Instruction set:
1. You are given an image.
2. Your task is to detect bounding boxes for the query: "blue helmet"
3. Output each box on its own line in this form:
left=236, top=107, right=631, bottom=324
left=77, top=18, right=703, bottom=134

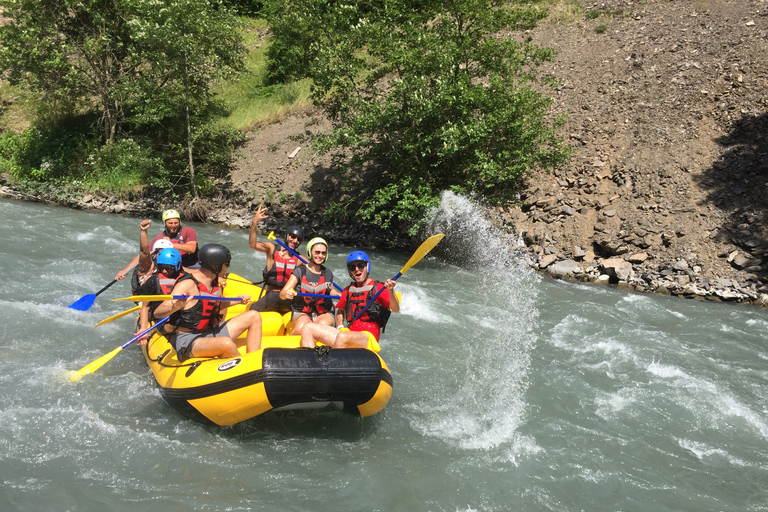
left=346, top=250, right=370, bottom=276
left=156, top=248, right=182, bottom=272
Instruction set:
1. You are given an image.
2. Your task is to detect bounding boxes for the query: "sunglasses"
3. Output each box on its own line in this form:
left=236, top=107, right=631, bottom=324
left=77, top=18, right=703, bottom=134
left=288, top=234, right=303, bottom=243
left=347, top=262, right=367, bottom=271
left=157, top=264, right=177, bottom=274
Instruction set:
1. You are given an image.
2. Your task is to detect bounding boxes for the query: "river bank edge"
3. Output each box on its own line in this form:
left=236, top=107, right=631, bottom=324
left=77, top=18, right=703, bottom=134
left=3, top=181, right=767, bottom=310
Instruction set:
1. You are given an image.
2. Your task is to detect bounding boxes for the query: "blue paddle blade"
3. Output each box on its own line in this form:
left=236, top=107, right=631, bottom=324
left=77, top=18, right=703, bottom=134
left=68, top=294, right=97, bottom=311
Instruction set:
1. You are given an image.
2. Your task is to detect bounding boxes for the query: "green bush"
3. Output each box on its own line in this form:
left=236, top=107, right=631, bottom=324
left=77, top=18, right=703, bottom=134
left=84, top=139, right=164, bottom=193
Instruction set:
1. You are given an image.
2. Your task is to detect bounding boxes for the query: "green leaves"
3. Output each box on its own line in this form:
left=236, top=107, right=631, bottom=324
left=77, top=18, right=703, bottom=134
left=267, top=0, right=571, bottom=231
left=0, top=0, right=246, bottom=196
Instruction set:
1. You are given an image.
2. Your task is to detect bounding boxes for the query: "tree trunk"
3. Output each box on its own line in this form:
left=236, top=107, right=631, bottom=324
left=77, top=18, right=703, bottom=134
left=183, top=56, right=199, bottom=199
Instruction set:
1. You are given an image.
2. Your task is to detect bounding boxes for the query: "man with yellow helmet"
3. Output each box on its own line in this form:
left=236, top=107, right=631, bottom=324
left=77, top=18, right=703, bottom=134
left=149, top=208, right=199, bottom=269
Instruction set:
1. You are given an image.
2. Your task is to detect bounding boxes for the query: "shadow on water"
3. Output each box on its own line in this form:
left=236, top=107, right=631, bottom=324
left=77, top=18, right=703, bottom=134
left=214, top=409, right=373, bottom=441
left=694, top=112, right=768, bottom=255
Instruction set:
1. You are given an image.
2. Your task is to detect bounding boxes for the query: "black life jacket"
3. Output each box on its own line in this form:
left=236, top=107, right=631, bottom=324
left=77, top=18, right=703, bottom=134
left=169, top=273, right=222, bottom=331
left=263, top=245, right=299, bottom=287
left=292, top=265, right=335, bottom=316
left=344, top=280, right=391, bottom=332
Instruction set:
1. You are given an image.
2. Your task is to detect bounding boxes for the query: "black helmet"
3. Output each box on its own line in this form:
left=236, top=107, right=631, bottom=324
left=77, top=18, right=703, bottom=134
left=286, top=226, right=304, bottom=241
left=199, top=243, right=231, bottom=274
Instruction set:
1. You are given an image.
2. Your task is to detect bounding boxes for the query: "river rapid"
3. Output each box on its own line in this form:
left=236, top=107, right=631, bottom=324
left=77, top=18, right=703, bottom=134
left=0, top=193, right=766, bottom=512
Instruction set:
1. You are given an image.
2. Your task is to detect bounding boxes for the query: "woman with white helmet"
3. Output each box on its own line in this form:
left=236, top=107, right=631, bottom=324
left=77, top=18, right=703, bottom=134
left=279, top=237, right=340, bottom=335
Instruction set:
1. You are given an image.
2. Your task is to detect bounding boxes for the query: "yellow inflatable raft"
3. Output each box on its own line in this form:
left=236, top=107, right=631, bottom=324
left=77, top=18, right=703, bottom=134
left=140, top=273, right=393, bottom=426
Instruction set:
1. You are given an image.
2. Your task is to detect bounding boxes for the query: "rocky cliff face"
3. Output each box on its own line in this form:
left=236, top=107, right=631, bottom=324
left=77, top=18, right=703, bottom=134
left=499, top=0, right=768, bottom=304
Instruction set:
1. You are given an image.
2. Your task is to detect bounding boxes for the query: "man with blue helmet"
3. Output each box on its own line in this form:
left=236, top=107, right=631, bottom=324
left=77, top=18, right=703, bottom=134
left=300, top=250, right=399, bottom=350
left=116, top=219, right=175, bottom=294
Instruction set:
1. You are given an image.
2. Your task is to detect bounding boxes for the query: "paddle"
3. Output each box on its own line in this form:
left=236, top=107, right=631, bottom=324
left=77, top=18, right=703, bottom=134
left=113, top=294, right=248, bottom=302
left=294, top=291, right=341, bottom=299
left=68, top=263, right=137, bottom=311
left=268, top=231, right=344, bottom=292
left=70, top=317, right=170, bottom=382
left=352, top=233, right=445, bottom=322
left=94, top=304, right=142, bottom=327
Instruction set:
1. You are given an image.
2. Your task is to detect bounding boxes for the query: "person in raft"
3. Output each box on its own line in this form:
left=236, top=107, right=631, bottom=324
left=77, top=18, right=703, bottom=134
left=248, top=203, right=304, bottom=314
left=149, top=209, right=199, bottom=270
left=115, top=219, right=175, bottom=294
left=153, top=244, right=262, bottom=362
left=134, top=247, right=185, bottom=345
left=279, top=237, right=341, bottom=335
left=300, top=250, right=399, bottom=350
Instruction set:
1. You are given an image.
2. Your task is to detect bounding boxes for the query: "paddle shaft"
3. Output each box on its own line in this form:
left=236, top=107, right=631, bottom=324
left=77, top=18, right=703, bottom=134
left=268, top=232, right=343, bottom=292
left=351, top=272, right=402, bottom=322
left=72, top=317, right=170, bottom=381
left=295, top=291, right=340, bottom=299
left=114, top=295, right=247, bottom=302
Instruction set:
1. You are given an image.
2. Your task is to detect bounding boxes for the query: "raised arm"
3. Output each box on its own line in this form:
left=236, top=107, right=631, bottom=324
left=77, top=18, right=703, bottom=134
left=249, top=203, right=274, bottom=255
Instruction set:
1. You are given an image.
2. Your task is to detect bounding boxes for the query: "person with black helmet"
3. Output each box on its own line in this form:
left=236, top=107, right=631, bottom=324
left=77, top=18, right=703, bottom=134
left=248, top=203, right=305, bottom=313
left=300, top=250, right=399, bottom=350
left=149, top=209, right=199, bottom=269
left=279, top=237, right=340, bottom=335
left=154, top=244, right=263, bottom=362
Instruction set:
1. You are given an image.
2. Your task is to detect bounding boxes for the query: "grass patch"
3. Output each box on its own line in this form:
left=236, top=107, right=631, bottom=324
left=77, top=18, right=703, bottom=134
left=214, top=17, right=312, bottom=132
left=0, top=82, right=35, bottom=133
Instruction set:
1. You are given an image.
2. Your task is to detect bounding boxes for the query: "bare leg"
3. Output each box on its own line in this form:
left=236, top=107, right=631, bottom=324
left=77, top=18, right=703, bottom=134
left=300, top=324, right=369, bottom=349
left=191, top=337, right=240, bottom=359
left=224, top=310, right=263, bottom=353
left=290, top=313, right=311, bottom=335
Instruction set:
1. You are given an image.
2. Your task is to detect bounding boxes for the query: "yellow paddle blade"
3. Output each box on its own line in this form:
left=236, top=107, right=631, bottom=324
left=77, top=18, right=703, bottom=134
left=94, top=305, right=141, bottom=327
left=113, top=295, right=173, bottom=302
left=70, top=346, right=123, bottom=382
left=400, top=233, right=445, bottom=274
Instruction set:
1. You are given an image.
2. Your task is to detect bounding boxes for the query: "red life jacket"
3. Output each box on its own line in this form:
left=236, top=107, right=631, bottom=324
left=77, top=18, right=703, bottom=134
left=263, top=245, right=299, bottom=287
left=344, top=280, right=391, bottom=331
left=293, top=265, right=334, bottom=316
left=146, top=271, right=185, bottom=320
left=171, top=274, right=222, bottom=331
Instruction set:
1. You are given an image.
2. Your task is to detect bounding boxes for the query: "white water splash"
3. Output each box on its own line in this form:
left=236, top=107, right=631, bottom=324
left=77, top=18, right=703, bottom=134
left=409, top=191, right=540, bottom=452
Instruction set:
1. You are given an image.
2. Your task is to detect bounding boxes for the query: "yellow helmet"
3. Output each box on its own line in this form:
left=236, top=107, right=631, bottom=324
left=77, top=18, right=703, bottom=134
left=306, top=237, right=328, bottom=263
left=162, top=209, right=181, bottom=222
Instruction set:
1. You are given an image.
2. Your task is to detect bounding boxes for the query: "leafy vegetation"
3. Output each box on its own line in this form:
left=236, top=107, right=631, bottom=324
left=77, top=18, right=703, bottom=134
left=0, top=0, right=246, bottom=196
left=265, top=0, right=571, bottom=233
left=0, top=0, right=573, bottom=236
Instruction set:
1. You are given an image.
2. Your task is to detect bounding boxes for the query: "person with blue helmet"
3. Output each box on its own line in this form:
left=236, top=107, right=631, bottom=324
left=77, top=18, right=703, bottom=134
left=299, top=249, right=399, bottom=350
left=133, top=247, right=185, bottom=344
left=115, top=219, right=175, bottom=294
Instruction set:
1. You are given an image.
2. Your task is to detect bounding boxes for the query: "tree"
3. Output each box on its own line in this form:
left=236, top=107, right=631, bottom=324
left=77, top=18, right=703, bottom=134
left=0, top=0, right=244, bottom=195
left=266, top=0, right=571, bottom=231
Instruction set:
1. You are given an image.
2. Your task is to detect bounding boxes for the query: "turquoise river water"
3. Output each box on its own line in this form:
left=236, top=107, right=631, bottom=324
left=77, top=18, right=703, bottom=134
left=0, top=193, right=766, bottom=511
